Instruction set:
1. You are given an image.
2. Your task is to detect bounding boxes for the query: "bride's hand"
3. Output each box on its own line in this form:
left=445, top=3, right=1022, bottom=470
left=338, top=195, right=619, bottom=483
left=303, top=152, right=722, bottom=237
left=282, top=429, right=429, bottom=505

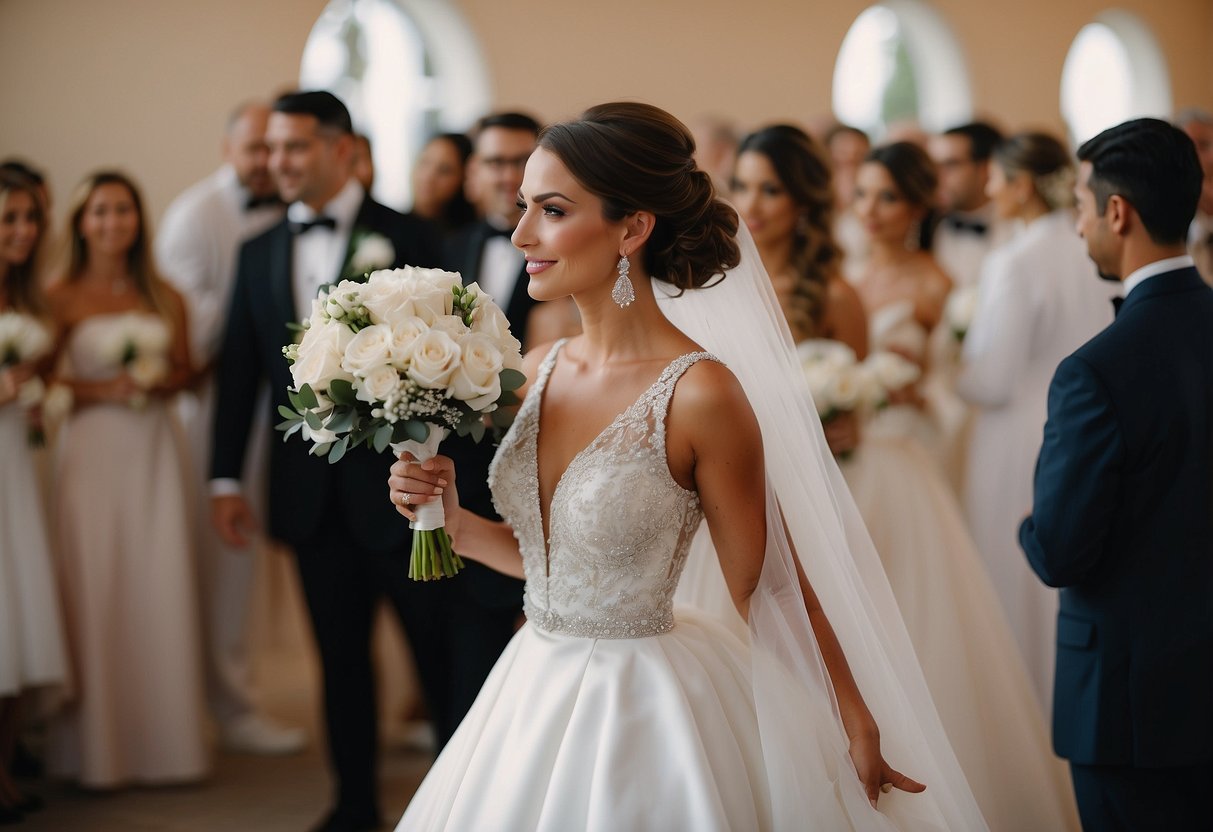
left=388, top=452, right=461, bottom=533
left=848, top=731, right=926, bottom=808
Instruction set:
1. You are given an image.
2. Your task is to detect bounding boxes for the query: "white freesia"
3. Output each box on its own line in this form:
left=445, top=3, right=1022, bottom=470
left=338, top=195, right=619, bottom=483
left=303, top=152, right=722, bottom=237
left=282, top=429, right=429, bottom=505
left=388, top=316, right=428, bottom=368
left=349, top=233, right=396, bottom=275
left=406, top=329, right=461, bottom=389
left=324, top=280, right=366, bottom=318
left=450, top=333, right=504, bottom=410
left=356, top=364, right=402, bottom=403
left=291, top=321, right=354, bottom=390
left=128, top=354, right=169, bottom=388
left=341, top=324, right=394, bottom=374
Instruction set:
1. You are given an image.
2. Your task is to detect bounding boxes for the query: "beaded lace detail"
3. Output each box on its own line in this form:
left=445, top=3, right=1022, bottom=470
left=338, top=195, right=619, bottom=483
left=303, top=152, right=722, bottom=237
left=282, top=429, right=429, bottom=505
left=488, top=340, right=718, bottom=639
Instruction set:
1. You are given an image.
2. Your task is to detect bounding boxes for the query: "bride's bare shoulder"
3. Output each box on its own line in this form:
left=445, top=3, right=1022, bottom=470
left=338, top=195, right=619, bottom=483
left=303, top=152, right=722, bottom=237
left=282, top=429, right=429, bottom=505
left=669, top=358, right=758, bottom=437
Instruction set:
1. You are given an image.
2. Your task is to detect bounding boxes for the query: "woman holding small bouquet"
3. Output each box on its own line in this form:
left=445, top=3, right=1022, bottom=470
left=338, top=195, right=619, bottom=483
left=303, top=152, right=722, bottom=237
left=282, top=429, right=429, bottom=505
left=43, top=171, right=207, bottom=789
left=384, top=103, right=998, bottom=831
left=0, top=169, right=69, bottom=822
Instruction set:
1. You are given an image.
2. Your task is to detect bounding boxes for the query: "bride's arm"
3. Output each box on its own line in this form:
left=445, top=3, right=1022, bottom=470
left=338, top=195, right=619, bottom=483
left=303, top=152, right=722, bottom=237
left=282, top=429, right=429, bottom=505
left=676, top=363, right=923, bottom=806
left=387, top=452, right=525, bottom=579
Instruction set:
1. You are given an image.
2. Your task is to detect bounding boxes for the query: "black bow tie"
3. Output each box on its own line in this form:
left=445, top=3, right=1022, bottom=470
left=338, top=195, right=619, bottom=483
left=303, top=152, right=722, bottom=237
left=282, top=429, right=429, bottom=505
left=1112, top=296, right=1124, bottom=316
left=288, top=216, right=337, bottom=235
left=945, top=216, right=988, bottom=236
left=245, top=194, right=284, bottom=211
left=485, top=223, right=515, bottom=240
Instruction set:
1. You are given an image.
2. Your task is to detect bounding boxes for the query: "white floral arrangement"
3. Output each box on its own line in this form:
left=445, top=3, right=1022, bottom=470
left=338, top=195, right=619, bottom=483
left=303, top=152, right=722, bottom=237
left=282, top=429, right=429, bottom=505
left=0, top=311, right=58, bottom=445
left=345, top=231, right=396, bottom=279
left=799, top=340, right=921, bottom=422
left=96, top=312, right=170, bottom=408
left=279, top=265, right=526, bottom=580
left=944, top=285, right=979, bottom=343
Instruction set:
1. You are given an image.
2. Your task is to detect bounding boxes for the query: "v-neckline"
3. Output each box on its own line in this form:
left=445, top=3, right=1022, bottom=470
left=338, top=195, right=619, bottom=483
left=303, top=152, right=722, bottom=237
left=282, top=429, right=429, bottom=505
left=530, top=341, right=685, bottom=571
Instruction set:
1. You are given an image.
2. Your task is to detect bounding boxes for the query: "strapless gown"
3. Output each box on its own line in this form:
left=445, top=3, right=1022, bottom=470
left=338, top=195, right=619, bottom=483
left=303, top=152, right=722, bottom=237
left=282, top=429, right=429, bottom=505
left=396, top=341, right=970, bottom=831
left=840, top=302, right=1079, bottom=831
left=46, top=312, right=208, bottom=788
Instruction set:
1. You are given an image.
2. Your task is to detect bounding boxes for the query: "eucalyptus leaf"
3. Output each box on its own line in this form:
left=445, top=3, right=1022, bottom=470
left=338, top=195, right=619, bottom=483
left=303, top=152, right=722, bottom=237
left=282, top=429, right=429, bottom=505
left=328, top=378, right=356, bottom=406
left=288, top=389, right=303, bottom=411
left=328, top=436, right=350, bottom=464
left=373, top=423, right=393, bottom=453
left=327, top=406, right=356, bottom=433
left=311, top=442, right=332, bottom=457
left=278, top=405, right=300, bottom=421
left=496, top=390, right=521, bottom=407
left=297, top=383, right=319, bottom=410
left=404, top=420, right=429, bottom=442
left=469, top=420, right=486, bottom=443
left=304, top=410, right=323, bottom=431
left=499, top=368, right=526, bottom=392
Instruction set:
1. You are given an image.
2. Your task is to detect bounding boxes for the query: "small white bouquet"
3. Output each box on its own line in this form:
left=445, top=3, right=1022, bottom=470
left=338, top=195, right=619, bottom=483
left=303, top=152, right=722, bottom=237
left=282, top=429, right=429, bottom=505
left=799, top=340, right=922, bottom=422
left=97, top=312, right=170, bottom=408
left=0, top=311, right=55, bottom=444
left=944, top=285, right=979, bottom=343
left=279, top=266, right=526, bottom=581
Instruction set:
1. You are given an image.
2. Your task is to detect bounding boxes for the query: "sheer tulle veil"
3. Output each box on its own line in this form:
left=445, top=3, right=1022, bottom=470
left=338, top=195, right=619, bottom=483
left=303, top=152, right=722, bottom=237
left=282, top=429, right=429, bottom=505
left=656, top=219, right=988, bottom=830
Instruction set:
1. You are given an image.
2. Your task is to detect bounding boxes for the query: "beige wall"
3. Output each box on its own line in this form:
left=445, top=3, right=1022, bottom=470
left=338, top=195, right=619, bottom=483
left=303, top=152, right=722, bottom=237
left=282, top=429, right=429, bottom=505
left=2, top=0, right=1210, bottom=233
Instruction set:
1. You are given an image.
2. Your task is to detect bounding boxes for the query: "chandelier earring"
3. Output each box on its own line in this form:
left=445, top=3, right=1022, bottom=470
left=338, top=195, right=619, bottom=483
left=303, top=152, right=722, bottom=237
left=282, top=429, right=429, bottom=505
left=612, top=254, right=635, bottom=308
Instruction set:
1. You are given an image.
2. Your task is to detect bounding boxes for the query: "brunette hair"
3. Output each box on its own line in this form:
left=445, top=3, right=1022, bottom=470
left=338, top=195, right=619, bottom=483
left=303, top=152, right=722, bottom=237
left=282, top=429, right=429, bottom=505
left=424, top=132, right=477, bottom=230
left=538, top=102, right=740, bottom=291
left=61, top=170, right=168, bottom=314
left=0, top=170, right=47, bottom=314
left=865, top=141, right=939, bottom=250
left=941, top=121, right=1004, bottom=163
left=736, top=124, right=842, bottom=339
left=272, top=90, right=353, bottom=135
left=993, top=131, right=1075, bottom=210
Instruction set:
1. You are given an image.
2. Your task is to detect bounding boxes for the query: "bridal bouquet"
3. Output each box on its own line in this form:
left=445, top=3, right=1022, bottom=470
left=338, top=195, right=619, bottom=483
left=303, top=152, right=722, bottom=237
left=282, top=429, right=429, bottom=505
left=799, top=341, right=921, bottom=421
left=97, top=312, right=170, bottom=408
left=278, top=266, right=525, bottom=581
left=944, top=285, right=979, bottom=343
left=0, top=311, right=56, bottom=444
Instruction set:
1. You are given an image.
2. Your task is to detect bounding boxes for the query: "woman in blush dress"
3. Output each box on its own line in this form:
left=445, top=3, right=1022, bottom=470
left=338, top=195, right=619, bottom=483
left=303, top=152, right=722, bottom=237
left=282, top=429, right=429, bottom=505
left=0, top=170, right=70, bottom=823
left=44, top=171, right=207, bottom=789
left=844, top=143, right=1079, bottom=830
left=957, top=132, right=1115, bottom=712
left=385, top=103, right=993, bottom=832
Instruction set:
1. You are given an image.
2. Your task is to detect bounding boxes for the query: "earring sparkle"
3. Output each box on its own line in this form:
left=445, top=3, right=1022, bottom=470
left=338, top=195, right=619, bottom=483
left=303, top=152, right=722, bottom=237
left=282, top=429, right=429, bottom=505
left=612, top=255, right=635, bottom=308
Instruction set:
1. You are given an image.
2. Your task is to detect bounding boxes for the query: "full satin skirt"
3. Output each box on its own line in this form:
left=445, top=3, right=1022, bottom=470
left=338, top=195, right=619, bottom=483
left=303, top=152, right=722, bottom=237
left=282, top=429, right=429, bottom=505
left=396, top=609, right=947, bottom=831
left=0, top=405, right=69, bottom=699
left=47, top=401, right=208, bottom=787
left=841, top=418, right=1078, bottom=831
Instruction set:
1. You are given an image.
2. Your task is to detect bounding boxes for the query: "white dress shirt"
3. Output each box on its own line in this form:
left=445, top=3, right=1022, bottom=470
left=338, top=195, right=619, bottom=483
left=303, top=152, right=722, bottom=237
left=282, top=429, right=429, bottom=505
left=1122, top=254, right=1197, bottom=298
left=288, top=178, right=366, bottom=320
left=478, top=229, right=524, bottom=308
left=932, top=203, right=1014, bottom=289
left=155, top=165, right=284, bottom=365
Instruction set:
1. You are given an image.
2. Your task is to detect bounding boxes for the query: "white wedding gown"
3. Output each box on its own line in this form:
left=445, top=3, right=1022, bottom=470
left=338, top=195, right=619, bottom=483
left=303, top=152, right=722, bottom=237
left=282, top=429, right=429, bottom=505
left=838, top=301, right=1079, bottom=831
left=397, top=341, right=960, bottom=831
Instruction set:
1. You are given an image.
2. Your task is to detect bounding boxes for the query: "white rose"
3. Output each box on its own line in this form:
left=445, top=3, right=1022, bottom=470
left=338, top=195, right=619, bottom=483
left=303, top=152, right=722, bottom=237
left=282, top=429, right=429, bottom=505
left=131, top=317, right=170, bottom=354
left=430, top=315, right=470, bottom=339
left=5, top=315, right=51, bottom=361
left=409, top=267, right=462, bottom=295
left=406, top=329, right=461, bottom=390
left=470, top=301, right=512, bottom=341
left=349, top=234, right=396, bottom=274
left=16, top=377, right=45, bottom=407
left=461, top=281, right=491, bottom=306
left=291, top=321, right=355, bottom=390
left=128, top=354, right=168, bottom=388
left=341, top=323, right=394, bottom=374
left=823, top=366, right=863, bottom=413
left=865, top=350, right=921, bottom=391
left=300, top=419, right=338, bottom=447
left=360, top=273, right=416, bottom=324
left=501, top=337, right=523, bottom=372
left=42, top=384, right=73, bottom=422
left=450, top=333, right=504, bottom=410
left=405, top=282, right=454, bottom=325
left=798, top=339, right=856, bottom=373
left=388, top=316, right=429, bottom=368
left=355, top=364, right=402, bottom=404
left=800, top=363, right=834, bottom=416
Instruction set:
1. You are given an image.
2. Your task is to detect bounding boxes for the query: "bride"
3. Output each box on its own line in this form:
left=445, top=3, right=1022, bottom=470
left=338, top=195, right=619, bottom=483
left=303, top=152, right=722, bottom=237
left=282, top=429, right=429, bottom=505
left=387, top=103, right=985, bottom=830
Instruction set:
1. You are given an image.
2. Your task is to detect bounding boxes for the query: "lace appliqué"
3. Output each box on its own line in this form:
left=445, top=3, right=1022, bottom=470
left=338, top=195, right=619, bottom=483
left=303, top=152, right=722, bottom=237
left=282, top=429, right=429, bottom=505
left=489, top=340, right=719, bottom=639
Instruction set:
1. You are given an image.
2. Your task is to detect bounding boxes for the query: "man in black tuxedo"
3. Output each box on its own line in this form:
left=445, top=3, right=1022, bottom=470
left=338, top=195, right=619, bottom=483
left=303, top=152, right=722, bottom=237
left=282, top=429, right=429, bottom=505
left=209, top=91, right=441, bottom=832
left=1019, top=118, right=1212, bottom=831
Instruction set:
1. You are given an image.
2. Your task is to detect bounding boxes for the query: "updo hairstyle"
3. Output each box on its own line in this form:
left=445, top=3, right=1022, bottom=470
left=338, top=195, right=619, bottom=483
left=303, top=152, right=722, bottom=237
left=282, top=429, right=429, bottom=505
left=538, top=102, right=740, bottom=292
left=993, top=131, right=1076, bottom=211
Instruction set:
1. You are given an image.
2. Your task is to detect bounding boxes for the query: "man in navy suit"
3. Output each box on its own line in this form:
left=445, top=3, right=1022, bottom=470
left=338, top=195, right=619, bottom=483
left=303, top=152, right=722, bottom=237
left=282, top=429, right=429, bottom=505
left=209, top=91, right=442, bottom=832
left=1019, top=118, right=1212, bottom=830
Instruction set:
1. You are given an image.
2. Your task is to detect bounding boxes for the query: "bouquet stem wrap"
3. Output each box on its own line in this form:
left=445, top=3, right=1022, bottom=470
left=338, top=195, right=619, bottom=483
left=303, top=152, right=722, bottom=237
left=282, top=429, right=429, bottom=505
left=392, top=426, right=465, bottom=580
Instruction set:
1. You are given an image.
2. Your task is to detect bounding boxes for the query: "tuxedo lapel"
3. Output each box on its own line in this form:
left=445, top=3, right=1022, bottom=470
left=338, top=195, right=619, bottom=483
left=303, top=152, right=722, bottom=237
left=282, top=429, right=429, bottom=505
left=1117, top=267, right=1205, bottom=319
left=460, top=225, right=490, bottom=287
left=268, top=223, right=296, bottom=329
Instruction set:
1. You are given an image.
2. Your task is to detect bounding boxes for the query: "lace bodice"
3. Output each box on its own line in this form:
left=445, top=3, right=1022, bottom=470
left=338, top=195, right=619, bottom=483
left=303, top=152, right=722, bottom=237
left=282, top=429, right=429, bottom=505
left=488, top=340, right=718, bottom=639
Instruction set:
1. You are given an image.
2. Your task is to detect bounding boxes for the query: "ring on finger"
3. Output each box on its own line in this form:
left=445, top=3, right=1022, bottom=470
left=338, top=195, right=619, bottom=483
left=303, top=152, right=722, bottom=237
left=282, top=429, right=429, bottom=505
left=399, top=492, right=413, bottom=507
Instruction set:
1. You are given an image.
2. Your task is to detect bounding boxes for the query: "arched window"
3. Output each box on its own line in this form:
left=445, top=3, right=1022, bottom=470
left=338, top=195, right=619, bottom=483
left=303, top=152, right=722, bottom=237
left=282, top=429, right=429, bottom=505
left=1060, top=11, right=1172, bottom=145
left=832, top=1, right=971, bottom=140
left=300, top=0, right=490, bottom=211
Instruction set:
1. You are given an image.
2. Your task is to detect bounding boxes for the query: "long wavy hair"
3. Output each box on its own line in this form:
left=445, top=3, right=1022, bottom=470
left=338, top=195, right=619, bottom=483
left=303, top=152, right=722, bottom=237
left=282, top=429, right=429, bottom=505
left=60, top=170, right=167, bottom=314
left=736, top=125, right=843, bottom=340
left=0, top=170, right=47, bottom=315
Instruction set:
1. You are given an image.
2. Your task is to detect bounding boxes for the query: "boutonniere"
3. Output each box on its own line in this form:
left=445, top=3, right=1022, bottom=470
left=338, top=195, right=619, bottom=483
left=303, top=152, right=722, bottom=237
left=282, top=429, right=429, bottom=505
left=344, top=229, right=396, bottom=280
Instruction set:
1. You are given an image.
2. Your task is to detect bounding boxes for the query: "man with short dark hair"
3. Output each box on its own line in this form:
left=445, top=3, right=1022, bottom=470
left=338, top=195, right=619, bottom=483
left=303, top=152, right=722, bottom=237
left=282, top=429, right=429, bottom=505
left=1020, top=117, right=1212, bottom=831
left=1177, top=107, right=1213, bottom=284
left=210, top=90, right=441, bottom=832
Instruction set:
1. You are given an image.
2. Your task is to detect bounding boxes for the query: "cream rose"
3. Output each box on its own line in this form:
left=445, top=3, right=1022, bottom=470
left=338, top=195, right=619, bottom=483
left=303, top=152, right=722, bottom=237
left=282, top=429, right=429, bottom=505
left=341, top=324, right=394, bottom=374
left=450, top=333, right=504, bottom=410
left=404, top=282, right=453, bottom=325
left=411, top=267, right=462, bottom=296
left=291, top=322, right=355, bottom=390
left=360, top=273, right=415, bottom=324
left=406, top=329, right=461, bottom=389
left=430, top=315, right=471, bottom=339
left=356, top=364, right=402, bottom=404
left=470, top=301, right=511, bottom=342
left=388, top=316, right=428, bottom=368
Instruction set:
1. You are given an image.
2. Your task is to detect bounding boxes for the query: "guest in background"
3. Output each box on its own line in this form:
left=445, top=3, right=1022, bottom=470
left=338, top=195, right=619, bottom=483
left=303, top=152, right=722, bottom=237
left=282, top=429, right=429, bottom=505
left=957, top=132, right=1115, bottom=713
left=408, top=132, right=475, bottom=236
left=45, top=171, right=207, bottom=789
left=730, top=124, right=867, bottom=356
left=0, top=161, right=50, bottom=219
left=843, top=143, right=1079, bottom=829
left=688, top=114, right=738, bottom=194
left=0, top=170, right=69, bottom=823
left=824, top=123, right=871, bottom=280
left=209, top=90, right=440, bottom=832
left=350, top=133, right=375, bottom=192
left=1177, top=108, right=1213, bottom=284
left=1019, top=118, right=1211, bottom=832
left=154, top=100, right=302, bottom=756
